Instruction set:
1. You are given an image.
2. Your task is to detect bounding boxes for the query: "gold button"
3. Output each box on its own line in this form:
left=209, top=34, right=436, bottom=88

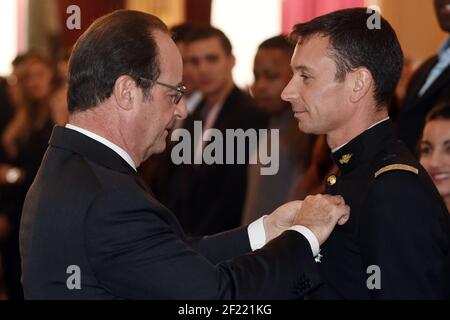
left=327, top=175, right=337, bottom=186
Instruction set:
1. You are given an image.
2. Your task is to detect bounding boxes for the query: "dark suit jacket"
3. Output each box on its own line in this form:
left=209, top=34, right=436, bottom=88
left=397, top=56, right=450, bottom=152
left=157, top=86, right=267, bottom=236
left=19, top=126, right=320, bottom=299
left=311, top=120, right=450, bottom=300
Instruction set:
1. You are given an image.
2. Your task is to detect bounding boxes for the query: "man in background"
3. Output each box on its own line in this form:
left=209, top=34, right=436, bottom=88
left=242, top=35, right=314, bottom=224
left=158, top=26, right=267, bottom=236
left=171, top=24, right=202, bottom=116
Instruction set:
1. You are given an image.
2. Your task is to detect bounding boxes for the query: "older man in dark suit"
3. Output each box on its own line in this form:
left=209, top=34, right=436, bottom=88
left=19, top=10, right=349, bottom=299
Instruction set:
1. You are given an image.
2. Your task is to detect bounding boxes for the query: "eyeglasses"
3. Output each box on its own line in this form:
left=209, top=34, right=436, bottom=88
left=138, top=77, right=186, bottom=105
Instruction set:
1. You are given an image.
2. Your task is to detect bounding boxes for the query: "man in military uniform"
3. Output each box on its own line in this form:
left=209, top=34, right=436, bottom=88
left=282, top=8, right=450, bottom=299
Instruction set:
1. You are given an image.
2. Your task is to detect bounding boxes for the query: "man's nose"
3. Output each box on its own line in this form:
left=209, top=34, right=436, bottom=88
left=281, top=77, right=297, bottom=102
left=196, top=60, right=211, bottom=73
left=175, top=98, right=188, bottom=120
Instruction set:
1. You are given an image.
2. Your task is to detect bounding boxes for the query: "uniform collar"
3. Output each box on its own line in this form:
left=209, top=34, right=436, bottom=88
left=331, top=118, right=394, bottom=175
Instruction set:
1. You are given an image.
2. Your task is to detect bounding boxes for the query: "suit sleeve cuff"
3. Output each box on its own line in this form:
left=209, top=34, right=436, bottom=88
left=288, top=225, right=320, bottom=257
left=247, top=215, right=267, bottom=251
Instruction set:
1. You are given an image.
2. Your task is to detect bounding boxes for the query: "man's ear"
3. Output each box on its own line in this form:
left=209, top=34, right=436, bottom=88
left=349, top=68, right=372, bottom=103
left=113, top=75, right=137, bottom=110
left=229, top=54, right=236, bottom=69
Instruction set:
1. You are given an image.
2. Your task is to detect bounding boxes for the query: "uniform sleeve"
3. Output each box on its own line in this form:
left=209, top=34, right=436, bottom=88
left=84, top=189, right=321, bottom=299
left=359, top=171, right=448, bottom=299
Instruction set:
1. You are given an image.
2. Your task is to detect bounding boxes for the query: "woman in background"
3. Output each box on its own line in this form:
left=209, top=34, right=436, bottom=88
left=0, top=51, right=56, bottom=299
left=419, top=103, right=450, bottom=213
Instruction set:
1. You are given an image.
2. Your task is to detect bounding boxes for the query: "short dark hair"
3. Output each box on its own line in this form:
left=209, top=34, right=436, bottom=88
left=171, top=23, right=196, bottom=43
left=426, top=102, right=450, bottom=122
left=67, top=10, right=168, bottom=113
left=258, top=35, right=294, bottom=56
left=291, top=7, right=403, bottom=107
left=185, top=26, right=233, bottom=56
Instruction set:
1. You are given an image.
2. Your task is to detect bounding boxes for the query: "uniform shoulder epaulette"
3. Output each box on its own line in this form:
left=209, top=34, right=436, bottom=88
left=374, top=163, right=419, bottom=178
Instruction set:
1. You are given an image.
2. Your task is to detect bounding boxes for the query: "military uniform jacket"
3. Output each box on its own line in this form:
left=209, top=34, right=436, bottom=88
left=310, top=119, right=450, bottom=299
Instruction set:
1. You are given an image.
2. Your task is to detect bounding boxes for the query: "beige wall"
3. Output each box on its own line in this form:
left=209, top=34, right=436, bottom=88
left=126, top=0, right=184, bottom=28
left=368, top=0, right=447, bottom=63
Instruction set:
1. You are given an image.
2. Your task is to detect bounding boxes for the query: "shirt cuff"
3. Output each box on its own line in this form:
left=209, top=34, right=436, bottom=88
left=288, top=225, right=320, bottom=257
left=247, top=215, right=267, bottom=251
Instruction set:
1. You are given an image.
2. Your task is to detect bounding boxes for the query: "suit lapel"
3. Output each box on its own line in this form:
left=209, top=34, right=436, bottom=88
left=182, top=87, right=240, bottom=155
left=419, top=63, right=450, bottom=102
left=403, top=57, right=437, bottom=110
left=404, top=56, right=450, bottom=112
left=209, top=87, right=240, bottom=133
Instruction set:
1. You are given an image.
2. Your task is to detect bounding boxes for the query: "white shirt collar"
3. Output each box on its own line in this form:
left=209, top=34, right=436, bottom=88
left=65, top=124, right=137, bottom=171
left=331, top=117, right=390, bottom=153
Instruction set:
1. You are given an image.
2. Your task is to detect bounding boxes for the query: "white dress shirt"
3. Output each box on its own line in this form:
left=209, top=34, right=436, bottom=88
left=248, top=216, right=320, bottom=256
left=65, top=124, right=319, bottom=257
